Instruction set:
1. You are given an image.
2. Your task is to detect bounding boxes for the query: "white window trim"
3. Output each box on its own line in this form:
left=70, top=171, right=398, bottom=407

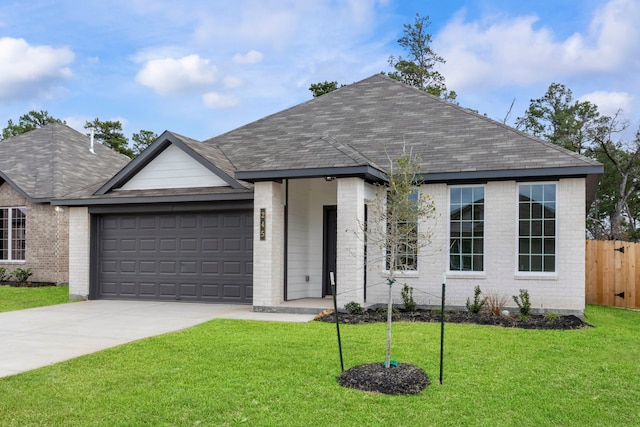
left=447, top=184, right=486, bottom=274
left=514, top=182, right=558, bottom=276
left=0, top=206, right=26, bottom=262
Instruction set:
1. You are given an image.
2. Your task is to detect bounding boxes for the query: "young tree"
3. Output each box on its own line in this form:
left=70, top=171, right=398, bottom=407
left=388, top=14, right=456, bottom=101
left=1, top=110, right=64, bottom=140
left=85, top=118, right=134, bottom=158
left=363, top=149, right=436, bottom=368
left=131, top=129, right=159, bottom=156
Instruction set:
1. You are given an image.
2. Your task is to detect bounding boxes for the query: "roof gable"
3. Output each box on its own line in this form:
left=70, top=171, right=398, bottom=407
left=95, top=131, right=247, bottom=195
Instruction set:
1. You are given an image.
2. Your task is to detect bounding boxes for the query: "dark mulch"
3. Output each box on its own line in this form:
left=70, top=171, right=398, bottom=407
left=0, top=281, right=57, bottom=288
left=337, top=362, right=429, bottom=395
left=316, top=308, right=589, bottom=330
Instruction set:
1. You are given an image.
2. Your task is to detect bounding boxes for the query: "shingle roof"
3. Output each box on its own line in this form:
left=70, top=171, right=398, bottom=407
left=0, top=123, right=130, bottom=202
left=204, top=74, right=602, bottom=180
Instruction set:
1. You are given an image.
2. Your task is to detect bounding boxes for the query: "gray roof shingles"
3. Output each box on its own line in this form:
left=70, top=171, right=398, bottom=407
left=203, top=74, right=601, bottom=177
left=0, top=123, right=130, bottom=202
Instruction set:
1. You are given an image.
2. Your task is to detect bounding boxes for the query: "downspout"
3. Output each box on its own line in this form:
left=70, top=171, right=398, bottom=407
left=284, top=179, right=289, bottom=301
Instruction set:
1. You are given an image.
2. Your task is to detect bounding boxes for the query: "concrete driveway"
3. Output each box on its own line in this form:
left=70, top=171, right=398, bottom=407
left=0, top=300, right=315, bottom=378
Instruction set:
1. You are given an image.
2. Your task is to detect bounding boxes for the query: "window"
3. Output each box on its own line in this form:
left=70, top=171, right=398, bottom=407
left=0, top=207, right=26, bottom=261
left=386, top=190, right=419, bottom=271
left=518, top=184, right=556, bottom=272
left=449, top=187, right=484, bottom=271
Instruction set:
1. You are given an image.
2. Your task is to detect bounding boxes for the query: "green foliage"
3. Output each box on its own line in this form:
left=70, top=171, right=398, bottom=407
left=131, top=129, right=158, bottom=157
left=513, top=289, right=532, bottom=317
left=344, top=301, right=364, bottom=315
left=376, top=306, right=400, bottom=315
left=1, top=110, right=64, bottom=140
left=309, top=81, right=342, bottom=97
left=10, top=267, right=33, bottom=283
left=544, top=312, right=560, bottom=322
left=466, top=285, right=486, bottom=314
left=387, top=13, right=456, bottom=101
left=400, top=284, right=416, bottom=311
left=85, top=118, right=134, bottom=158
left=0, top=267, right=11, bottom=282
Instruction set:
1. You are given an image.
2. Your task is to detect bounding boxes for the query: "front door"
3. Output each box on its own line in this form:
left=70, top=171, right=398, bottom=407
left=322, top=206, right=337, bottom=296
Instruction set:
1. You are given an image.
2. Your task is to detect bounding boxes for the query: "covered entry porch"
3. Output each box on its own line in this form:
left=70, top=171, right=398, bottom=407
left=250, top=175, right=380, bottom=312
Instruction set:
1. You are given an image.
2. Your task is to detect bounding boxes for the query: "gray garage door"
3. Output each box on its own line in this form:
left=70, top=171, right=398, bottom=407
left=97, top=211, right=253, bottom=303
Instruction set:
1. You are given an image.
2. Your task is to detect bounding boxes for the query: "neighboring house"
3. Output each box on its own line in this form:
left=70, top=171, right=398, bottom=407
left=58, top=74, right=603, bottom=316
left=0, top=124, right=130, bottom=284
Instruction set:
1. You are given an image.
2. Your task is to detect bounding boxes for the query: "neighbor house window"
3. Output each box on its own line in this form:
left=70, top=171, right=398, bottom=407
left=449, top=186, right=484, bottom=271
left=0, top=207, right=26, bottom=261
left=386, top=190, right=419, bottom=271
left=518, top=184, right=556, bottom=272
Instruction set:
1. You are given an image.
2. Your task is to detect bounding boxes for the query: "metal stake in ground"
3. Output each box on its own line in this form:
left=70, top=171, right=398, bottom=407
left=439, top=280, right=446, bottom=385
left=330, top=272, right=344, bottom=372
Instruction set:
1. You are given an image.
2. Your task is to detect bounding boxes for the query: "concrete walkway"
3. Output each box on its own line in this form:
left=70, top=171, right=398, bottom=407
left=0, top=300, right=316, bottom=379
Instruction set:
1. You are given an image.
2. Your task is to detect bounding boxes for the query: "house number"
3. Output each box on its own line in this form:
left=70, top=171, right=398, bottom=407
left=260, top=208, right=266, bottom=240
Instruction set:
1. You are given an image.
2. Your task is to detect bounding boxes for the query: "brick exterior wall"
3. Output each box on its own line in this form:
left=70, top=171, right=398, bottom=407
left=252, top=181, right=286, bottom=308
left=364, top=178, right=587, bottom=316
left=68, top=207, right=90, bottom=299
left=336, top=178, right=365, bottom=307
left=0, top=183, right=69, bottom=284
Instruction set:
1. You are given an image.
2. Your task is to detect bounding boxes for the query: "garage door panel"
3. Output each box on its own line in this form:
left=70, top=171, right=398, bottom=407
left=97, top=210, right=252, bottom=303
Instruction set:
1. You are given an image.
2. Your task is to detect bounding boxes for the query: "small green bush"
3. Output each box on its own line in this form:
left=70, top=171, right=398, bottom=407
left=544, top=312, right=559, bottom=322
left=344, top=301, right=364, bottom=315
left=401, top=284, right=416, bottom=312
left=0, top=267, right=11, bottom=282
left=466, top=285, right=486, bottom=314
left=513, top=289, right=531, bottom=318
left=376, top=306, right=400, bottom=315
left=11, top=267, right=33, bottom=283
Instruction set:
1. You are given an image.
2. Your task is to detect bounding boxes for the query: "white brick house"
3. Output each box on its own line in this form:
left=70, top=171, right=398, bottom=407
left=58, top=75, right=602, bottom=316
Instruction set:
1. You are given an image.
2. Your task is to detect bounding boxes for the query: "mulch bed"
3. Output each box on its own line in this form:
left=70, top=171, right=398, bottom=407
left=318, top=308, right=589, bottom=395
left=315, top=308, right=589, bottom=330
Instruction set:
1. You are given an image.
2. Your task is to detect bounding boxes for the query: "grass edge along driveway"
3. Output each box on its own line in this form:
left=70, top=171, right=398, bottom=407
left=0, top=305, right=638, bottom=426
left=0, top=284, right=70, bottom=313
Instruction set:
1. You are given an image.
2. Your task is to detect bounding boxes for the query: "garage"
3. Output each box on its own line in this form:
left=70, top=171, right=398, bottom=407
left=94, top=210, right=253, bottom=303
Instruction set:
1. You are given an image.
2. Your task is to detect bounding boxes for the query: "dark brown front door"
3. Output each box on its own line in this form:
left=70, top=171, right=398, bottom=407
left=323, top=206, right=337, bottom=296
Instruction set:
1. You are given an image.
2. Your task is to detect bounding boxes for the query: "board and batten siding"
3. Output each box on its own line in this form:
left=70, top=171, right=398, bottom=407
left=121, top=144, right=228, bottom=190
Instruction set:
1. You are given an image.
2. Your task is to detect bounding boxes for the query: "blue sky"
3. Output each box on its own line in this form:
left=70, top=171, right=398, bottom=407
left=1, top=0, right=638, bottom=143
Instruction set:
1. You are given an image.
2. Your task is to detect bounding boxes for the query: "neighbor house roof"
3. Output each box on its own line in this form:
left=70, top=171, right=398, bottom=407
left=0, top=123, right=130, bottom=203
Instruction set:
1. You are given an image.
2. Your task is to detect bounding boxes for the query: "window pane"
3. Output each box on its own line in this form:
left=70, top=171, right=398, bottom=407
left=11, top=208, right=26, bottom=261
left=518, top=184, right=556, bottom=272
left=449, top=187, right=484, bottom=271
left=0, top=209, right=7, bottom=260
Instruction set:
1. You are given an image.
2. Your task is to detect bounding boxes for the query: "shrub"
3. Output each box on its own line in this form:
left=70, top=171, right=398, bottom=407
left=401, top=284, right=416, bottom=312
left=11, top=267, right=33, bottom=284
left=544, top=312, right=559, bottom=322
left=466, top=285, right=486, bottom=314
left=376, top=306, right=400, bottom=315
left=485, top=292, right=509, bottom=317
left=0, top=267, right=11, bottom=282
left=513, top=289, right=532, bottom=318
left=344, top=301, right=364, bottom=315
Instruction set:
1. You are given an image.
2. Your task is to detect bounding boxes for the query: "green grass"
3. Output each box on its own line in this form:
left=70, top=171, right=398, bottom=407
left=0, top=284, right=69, bottom=313
left=0, top=305, right=638, bottom=426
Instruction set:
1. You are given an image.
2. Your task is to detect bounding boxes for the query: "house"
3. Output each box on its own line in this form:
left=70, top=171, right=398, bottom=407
left=0, top=124, right=130, bottom=284
left=57, top=74, right=603, bottom=316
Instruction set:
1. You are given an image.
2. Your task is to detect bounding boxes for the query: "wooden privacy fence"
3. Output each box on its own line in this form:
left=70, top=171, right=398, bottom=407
left=585, top=240, right=640, bottom=309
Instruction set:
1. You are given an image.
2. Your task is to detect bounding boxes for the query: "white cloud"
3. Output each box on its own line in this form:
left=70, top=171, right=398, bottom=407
left=223, top=76, right=242, bottom=88
left=232, top=50, right=263, bottom=64
left=202, top=91, right=238, bottom=108
left=579, top=91, right=634, bottom=118
left=436, top=0, right=640, bottom=93
left=0, top=37, right=74, bottom=101
left=136, top=54, right=218, bottom=95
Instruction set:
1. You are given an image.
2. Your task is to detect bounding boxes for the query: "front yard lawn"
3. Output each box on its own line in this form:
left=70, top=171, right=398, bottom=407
left=0, top=305, right=638, bottom=426
left=0, top=284, right=69, bottom=313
